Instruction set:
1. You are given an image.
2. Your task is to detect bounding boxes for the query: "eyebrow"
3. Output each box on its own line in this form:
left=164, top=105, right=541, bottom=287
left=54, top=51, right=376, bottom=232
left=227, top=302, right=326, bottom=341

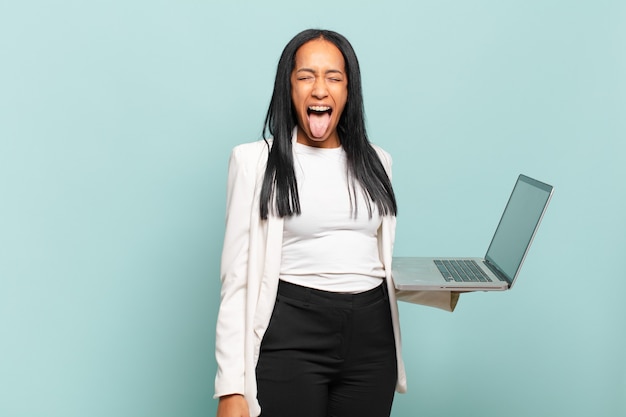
left=296, top=68, right=345, bottom=76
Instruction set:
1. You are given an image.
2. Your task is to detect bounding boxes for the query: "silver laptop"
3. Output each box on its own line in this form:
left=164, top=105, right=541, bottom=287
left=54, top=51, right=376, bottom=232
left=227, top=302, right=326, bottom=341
left=393, top=174, right=554, bottom=291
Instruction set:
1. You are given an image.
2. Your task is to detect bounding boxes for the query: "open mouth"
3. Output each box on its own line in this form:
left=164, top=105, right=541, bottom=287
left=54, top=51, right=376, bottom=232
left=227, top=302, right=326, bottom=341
left=307, top=105, right=333, bottom=116
left=306, top=105, right=333, bottom=138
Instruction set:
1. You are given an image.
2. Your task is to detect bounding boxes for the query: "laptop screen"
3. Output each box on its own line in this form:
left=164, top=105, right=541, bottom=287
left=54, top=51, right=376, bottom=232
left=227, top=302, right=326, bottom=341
left=485, top=175, right=553, bottom=283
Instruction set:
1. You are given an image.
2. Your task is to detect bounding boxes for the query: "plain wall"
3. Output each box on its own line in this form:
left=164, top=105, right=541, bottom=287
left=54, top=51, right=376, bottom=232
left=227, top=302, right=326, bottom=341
left=1, top=1, right=624, bottom=416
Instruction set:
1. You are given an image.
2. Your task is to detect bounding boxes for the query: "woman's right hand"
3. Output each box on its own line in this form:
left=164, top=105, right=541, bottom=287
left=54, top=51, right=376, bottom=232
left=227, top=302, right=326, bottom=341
left=216, top=394, right=250, bottom=417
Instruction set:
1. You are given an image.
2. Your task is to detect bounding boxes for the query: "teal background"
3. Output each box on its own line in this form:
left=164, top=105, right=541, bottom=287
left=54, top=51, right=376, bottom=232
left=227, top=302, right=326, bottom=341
left=1, top=1, right=624, bottom=416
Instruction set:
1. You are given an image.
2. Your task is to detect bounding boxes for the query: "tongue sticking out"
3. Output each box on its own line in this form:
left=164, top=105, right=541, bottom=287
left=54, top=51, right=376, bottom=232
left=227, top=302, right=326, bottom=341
left=308, top=112, right=331, bottom=138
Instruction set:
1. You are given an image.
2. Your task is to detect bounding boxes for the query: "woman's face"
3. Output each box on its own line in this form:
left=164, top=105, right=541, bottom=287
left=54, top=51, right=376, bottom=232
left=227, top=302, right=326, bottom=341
left=291, top=39, right=348, bottom=148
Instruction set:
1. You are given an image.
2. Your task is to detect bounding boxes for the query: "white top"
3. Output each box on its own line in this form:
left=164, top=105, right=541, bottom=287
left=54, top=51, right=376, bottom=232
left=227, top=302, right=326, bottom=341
left=280, top=142, right=385, bottom=292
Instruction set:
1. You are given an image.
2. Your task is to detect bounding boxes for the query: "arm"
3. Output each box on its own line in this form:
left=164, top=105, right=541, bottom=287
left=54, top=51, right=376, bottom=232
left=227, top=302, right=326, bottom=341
left=371, top=145, right=461, bottom=312
left=217, top=394, right=250, bottom=417
left=395, top=289, right=460, bottom=312
left=215, top=146, right=256, bottom=402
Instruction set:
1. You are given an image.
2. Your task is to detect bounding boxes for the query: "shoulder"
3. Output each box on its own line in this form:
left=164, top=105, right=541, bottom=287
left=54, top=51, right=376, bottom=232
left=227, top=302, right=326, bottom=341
left=231, top=139, right=270, bottom=160
left=229, top=140, right=271, bottom=172
left=370, top=143, right=393, bottom=170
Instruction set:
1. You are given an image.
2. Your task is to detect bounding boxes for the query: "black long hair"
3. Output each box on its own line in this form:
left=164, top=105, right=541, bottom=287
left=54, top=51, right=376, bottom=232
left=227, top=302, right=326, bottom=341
left=260, top=29, right=397, bottom=220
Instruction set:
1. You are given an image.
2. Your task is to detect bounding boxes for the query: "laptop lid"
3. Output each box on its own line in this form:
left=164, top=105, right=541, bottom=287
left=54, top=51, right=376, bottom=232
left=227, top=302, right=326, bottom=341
left=482, top=174, right=554, bottom=288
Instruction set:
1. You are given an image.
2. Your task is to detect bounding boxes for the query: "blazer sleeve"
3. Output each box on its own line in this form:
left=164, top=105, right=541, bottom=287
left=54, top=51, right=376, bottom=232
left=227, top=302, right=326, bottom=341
left=214, top=145, right=255, bottom=397
left=372, top=143, right=460, bottom=313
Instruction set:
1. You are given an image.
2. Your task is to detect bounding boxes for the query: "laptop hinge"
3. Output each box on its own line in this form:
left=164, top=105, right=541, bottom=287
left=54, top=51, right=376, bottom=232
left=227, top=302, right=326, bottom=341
left=483, top=260, right=511, bottom=284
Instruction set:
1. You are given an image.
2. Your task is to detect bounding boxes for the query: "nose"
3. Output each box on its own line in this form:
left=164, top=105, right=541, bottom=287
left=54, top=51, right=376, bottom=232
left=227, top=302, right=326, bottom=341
left=311, top=78, right=328, bottom=99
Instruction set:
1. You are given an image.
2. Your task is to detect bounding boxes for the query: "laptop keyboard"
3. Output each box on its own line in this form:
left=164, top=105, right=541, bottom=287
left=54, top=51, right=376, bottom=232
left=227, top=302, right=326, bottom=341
left=434, top=259, right=492, bottom=282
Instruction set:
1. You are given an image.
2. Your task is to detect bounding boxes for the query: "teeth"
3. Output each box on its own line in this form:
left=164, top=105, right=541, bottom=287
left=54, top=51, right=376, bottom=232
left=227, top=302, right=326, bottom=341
left=308, top=106, right=331, bottom=112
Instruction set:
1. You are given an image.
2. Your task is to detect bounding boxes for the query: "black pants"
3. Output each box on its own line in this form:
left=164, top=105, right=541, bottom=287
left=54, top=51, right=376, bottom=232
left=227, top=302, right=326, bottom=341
left=256, top=280, right=397, bottom=417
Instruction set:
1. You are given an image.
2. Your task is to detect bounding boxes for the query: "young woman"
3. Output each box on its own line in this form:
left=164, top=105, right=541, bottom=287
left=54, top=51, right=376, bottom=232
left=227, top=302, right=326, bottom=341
left=214, top=29, right=459, bottom=417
